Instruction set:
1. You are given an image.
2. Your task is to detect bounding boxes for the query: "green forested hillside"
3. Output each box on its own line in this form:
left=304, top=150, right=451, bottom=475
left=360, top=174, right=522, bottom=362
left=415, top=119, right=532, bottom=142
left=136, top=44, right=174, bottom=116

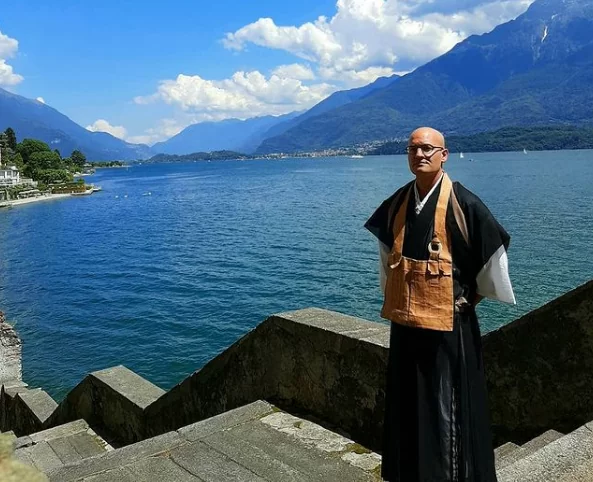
left=256, top=0, right=593, bottom=154
left=370, top=126, right=593, bottom=155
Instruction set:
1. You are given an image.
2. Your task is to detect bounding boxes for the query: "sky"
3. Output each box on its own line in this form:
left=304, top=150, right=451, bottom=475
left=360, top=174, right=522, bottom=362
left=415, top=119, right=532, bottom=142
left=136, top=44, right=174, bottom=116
left=0, top=0, right=535, bottom=146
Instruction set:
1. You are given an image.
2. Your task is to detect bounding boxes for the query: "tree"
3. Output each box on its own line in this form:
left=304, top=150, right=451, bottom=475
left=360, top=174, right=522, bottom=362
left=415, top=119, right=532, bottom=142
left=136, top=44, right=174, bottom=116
left=4, top=128, right=17, bottom=150
left=33, top=169, right=73, bottom=185
left=70, top=150, right=86, bottom=169
left=25, top=151, right=63, bottom=178
left=53, top=149, right=61, bottom=159
left=17, top=139, right=51, bottom=164
left=11, top=152, right=25, bottom=172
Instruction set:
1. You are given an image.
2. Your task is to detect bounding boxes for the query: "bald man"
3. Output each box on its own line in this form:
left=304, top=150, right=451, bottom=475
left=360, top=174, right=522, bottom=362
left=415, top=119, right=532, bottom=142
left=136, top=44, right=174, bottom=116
left=365, top=127, right=515, bottom=482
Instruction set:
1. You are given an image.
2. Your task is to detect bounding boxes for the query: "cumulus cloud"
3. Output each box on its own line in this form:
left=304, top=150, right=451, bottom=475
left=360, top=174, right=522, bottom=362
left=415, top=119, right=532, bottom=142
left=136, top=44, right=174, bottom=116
left=271, top=63, right=316, bottom=80
left=223, top=0, right=534, bottom=77
left=126, top=118, right=187, bottom=145
left=133, top=0, right=534, bottom=141
left=86, top=119, right=128, bottom=139
left=0, top=31, right=23, bottom=86
left=135, top=70, right=336, bottom=118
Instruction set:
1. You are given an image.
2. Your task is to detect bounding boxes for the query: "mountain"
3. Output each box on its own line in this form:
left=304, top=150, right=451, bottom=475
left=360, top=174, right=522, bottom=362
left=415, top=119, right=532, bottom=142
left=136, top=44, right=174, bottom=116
left=257, top=74, right=400, bottom=142
left=257, top=0, right=593, bottom=153
left=152, top=112, right=299, bottom=155
left=0, top=88, right=154, bottom=161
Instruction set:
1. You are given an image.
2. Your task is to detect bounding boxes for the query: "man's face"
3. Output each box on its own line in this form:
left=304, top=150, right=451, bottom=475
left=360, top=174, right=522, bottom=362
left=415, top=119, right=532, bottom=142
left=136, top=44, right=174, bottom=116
left=407, top=129, right=448, bottom=176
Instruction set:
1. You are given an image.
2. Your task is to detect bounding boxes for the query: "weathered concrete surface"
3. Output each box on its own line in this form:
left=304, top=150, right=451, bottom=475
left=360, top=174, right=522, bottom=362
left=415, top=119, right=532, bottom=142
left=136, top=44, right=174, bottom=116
left=0, top=386, right=57, bottom=436
left=145, top=308, right=390, bottom=451
left=3, top=278, right=593, bottom=457
left=484, top=279, right=593, bottom=446
left=47, top=366, right=165, bottom=446
left=0, top=433, right=48, bottom=481
left=0, top=314, right=22, bottom=385
left=497, top=423, right=593, bottom=481
left=14, top=420, right=111, bottom=474
left=47, top=401, right=381, bottom=482
left=141, top=280, right=593, bottom=452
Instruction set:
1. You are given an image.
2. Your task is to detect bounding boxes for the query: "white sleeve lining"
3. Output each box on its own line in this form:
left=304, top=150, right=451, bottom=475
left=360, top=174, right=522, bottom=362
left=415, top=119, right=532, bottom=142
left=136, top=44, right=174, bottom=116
left=379, top=241, right=390, bottom=294
left=476, top=245, right=516, bottom=304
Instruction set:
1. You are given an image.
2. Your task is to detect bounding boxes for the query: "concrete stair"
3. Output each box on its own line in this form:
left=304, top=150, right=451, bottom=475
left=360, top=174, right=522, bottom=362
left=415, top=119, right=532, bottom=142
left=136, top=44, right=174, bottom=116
left=40, top=400, right=381, bottom=482
left=495, top=422, right=593, bottom=481
left=13, top=419, right=112, bottom=475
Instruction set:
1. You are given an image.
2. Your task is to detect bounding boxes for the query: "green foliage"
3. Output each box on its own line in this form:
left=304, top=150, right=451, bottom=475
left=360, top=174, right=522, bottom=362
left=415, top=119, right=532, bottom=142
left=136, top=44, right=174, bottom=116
left=369, top=126, right=593, bottom=155
left=31, top=169, right=73, bottom=185
left=3, top=129, right=89, bottom=183
left=4, top=128, right=17, bottom=150
left=50, top=180, right=88, bottom=193
left=10, top=152, right=24, bottom=171
left=70, top=150, right=86, bottom=168
left=87, top=161, right=125, bottom=167
left=25, top=151, right=64, bottom=176
left=17, top=139, right=51, bottom=163
left=147, top=150, right=249, bottom=163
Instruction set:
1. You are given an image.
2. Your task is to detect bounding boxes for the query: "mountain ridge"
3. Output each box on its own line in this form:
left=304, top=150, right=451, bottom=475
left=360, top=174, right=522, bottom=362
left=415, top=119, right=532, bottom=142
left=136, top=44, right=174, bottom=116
left=0, top=88, right=154, bottom=161
left=256, top=0, right=593, bottom=153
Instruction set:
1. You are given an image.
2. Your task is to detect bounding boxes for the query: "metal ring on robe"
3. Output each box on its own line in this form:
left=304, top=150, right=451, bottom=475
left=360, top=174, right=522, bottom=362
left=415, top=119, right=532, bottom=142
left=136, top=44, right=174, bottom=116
left=428, top=240, right=442, bottom=255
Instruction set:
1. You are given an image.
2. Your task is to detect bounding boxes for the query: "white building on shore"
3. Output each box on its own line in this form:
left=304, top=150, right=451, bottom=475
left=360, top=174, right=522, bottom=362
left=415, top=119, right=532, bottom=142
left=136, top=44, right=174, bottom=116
left=0, top=149, right=37, bottom=188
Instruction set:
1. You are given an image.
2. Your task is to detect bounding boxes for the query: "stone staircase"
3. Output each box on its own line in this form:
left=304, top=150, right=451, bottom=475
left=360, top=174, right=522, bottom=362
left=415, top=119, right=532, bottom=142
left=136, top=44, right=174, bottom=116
left=12, top=420, right=112, bottom=475
left=4, top=398, right=593, bottom=480
left=15, top=400, right=381, bottom=481
left=495, top=422, right=593, bottom=481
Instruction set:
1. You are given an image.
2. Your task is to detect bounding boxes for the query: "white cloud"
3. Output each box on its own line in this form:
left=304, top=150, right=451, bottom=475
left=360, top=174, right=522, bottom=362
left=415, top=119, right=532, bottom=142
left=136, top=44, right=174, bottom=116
left=86, top=119, right=128, bottom=139
left=135, top=70, right=337, bottom=118
left=126, top=118, right=187, bottom=145
left=133, top=0, right=534, bottom=143
left=271, top=63, right=316, bottom=80
left=36, top=97, right=45, bottom=104
left=0, top=31, right=23, bottom=86
left=223, top=0, right=534, bottom=79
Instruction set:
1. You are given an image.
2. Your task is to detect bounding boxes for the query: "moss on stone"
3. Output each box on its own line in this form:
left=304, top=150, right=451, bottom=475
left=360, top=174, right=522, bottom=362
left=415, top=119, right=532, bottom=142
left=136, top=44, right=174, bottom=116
left=344, top=442, right=372, bottom=454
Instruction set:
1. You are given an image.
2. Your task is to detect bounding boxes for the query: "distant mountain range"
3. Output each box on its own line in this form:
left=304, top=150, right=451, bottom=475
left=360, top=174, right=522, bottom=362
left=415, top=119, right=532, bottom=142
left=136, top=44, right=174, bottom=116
left=153, top=74, right=399, bottom=155
left=152, top=112, right=300, bottom=155
left=2, top=0, right=590, bottom=159
left=256, top=0, right=593, bottom=153
left=0, top=88, right=154, bottom=161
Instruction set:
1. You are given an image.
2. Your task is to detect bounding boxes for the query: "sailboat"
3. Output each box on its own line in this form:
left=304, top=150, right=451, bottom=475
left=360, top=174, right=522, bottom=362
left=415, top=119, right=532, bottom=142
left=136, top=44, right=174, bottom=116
left=459, top=152, right=464, bottom=159
left=523, top=148, right=528, bottom=154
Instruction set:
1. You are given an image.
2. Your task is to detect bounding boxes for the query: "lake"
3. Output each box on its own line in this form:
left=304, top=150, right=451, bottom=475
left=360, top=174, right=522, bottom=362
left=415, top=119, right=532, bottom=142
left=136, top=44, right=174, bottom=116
left=1, top=150, right=592, bottom=400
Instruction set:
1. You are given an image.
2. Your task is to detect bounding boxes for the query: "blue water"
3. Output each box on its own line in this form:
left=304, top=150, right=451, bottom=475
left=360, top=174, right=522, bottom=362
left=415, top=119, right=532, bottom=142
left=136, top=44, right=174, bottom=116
left=1, top=151, right=592, bottom=401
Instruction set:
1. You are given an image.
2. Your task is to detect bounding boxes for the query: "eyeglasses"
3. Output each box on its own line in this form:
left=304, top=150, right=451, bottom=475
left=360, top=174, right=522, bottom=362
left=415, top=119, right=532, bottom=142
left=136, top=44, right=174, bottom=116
left=406, top=144, right=445, bottom=156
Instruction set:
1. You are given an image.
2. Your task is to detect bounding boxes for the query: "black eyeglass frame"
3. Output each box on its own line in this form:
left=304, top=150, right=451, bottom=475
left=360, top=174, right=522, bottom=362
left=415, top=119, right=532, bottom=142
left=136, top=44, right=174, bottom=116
left=405, top=144, right=446, bottom=157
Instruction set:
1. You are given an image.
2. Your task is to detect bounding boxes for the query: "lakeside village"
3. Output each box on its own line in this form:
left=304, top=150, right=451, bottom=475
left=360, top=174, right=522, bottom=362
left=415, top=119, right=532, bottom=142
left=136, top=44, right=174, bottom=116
left=0, top=128, right=116, bottom=209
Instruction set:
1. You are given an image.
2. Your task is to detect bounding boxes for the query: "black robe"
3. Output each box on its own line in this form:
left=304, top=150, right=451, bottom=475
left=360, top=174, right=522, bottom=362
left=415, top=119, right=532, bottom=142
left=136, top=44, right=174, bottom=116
left=365, top=179, right=511, bottom=482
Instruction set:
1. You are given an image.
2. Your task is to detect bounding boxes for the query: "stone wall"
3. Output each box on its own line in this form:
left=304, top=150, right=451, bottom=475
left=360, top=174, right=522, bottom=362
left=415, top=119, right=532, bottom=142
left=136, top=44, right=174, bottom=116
left=1, top=279, right=592, bottom=453
left=484, top=279, right=593, bottom=445
left=0, top=312, right=22, bottom=385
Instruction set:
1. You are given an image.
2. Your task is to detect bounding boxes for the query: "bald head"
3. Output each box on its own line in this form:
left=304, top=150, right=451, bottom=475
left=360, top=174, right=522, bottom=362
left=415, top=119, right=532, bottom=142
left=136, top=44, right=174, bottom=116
left=406, top=126, right=448, bottom=179
left=408, top=127, right=445, bottom=148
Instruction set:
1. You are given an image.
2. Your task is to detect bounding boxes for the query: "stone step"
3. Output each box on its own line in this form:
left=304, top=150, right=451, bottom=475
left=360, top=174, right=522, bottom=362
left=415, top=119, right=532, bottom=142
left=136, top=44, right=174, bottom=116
left=497, top=421, right=593, bottom=481
left=496, top=429, right=564, bottom=470
left=13, top=419, right=112, bottom=474
left=495, top=441, right=520, bottom=469
left=47, top=400, right=382, bottom=482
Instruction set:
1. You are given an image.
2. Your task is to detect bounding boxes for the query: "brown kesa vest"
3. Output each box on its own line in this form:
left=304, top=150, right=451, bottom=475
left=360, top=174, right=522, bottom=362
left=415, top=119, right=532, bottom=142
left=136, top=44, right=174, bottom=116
left=381, top=173, right=460, bottom=331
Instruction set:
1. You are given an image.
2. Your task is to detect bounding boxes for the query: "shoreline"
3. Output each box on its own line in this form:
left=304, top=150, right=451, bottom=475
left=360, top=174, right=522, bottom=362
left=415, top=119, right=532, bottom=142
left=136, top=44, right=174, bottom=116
left=0, top=193, right=73, bottom=208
